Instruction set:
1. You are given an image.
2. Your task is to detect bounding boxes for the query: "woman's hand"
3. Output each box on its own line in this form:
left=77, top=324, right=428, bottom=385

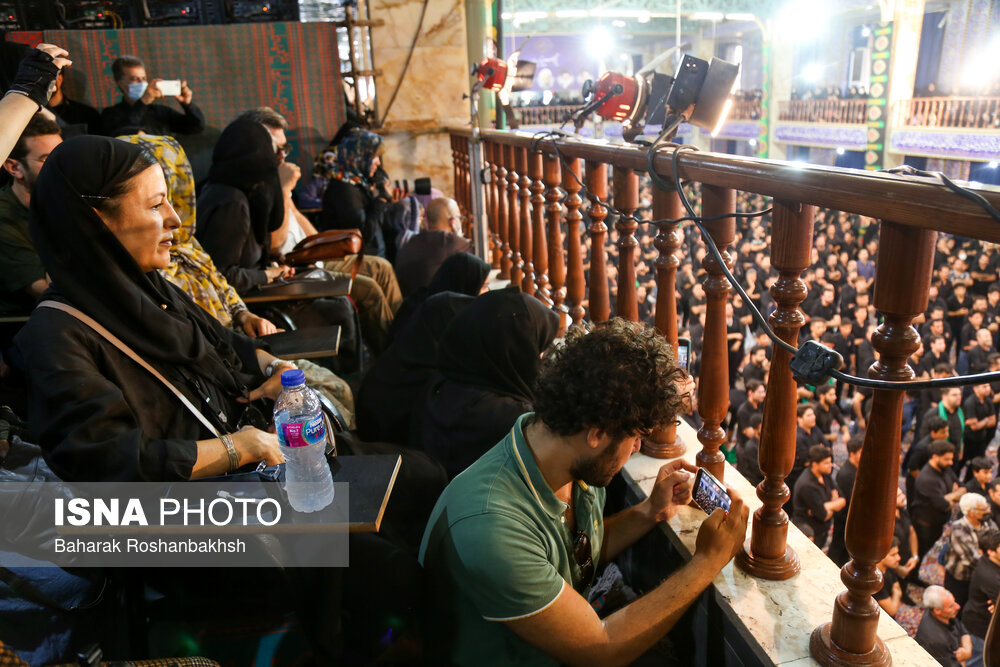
left=232, top=426, right=284, bottom=467
left=264, top=265, right=295, bottom=283
left=237, top=311, right=280, bottom=338
left=241, top=361, right=296, bottom=403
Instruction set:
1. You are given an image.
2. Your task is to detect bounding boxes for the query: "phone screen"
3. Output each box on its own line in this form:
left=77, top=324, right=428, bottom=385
left=676, top=337, right=691, bottom=373
left=693, top=468, right=731, bottom=515
left=157, top=80, right=182, bottom=96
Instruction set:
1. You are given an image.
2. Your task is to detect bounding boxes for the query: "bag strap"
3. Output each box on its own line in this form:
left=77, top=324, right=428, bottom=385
left=36, top=301, right=221, bottom=438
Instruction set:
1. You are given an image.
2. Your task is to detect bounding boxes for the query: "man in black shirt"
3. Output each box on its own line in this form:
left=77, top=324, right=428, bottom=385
left=963, top=530, right=1000, bottom=664
left=787, top=403, right=827, bottom=511
left=737, top=414, right=764, bottom=487
left=808, top=284, right=837, bottom=324
left=968, top=329, right=995, bottom=375
left=963, top=384, right=996, bottom=465
left=893, top=487, right=920, bottom=580
left=735, top=380, right=765, bottom=447
left=829, top=435, right=863, bottom=565
left=964, top=457, right=994, bottom=498
left=912, top=441, right=966, bottom=559
left=906, top=416, right=950, bottom=506
left=100, top=55, right=205, bottom=137
left=919, top=387, right=965, bottom=459
left=792, top=445, right=844, bottom=550
left=47, top=69, right=100, bottom=135
left=915, top=585, right=972, bottom=666
left=814, top=384, right=846, bottom=442
left=920, top=335, right=949, bottom=375
left=947, top=283, right=973, bottom=349
left=741, top=345, right=769, bottom=386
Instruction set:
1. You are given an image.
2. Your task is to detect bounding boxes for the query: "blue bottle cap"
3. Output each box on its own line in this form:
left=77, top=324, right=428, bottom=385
left=279, top=368, right=306, bottom=387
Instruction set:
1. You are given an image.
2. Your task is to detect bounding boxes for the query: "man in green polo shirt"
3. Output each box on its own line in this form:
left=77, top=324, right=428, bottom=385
left=419, top=319, right=749, bottom=666
left=0, top=113, right=60, bottom=316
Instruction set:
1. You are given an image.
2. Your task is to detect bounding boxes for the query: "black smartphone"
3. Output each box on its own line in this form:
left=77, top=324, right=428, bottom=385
left=693, top=467, right=731, bottom=515
left=676, top=337, right=692, bottom=373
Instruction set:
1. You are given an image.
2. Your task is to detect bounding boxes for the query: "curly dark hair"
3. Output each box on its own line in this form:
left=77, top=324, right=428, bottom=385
left=533, top=318, right=685, bottom=439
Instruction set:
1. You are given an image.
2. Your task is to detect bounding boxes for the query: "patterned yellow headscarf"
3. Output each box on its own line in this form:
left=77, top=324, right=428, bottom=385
left=119, top=134, right=246, bottom=328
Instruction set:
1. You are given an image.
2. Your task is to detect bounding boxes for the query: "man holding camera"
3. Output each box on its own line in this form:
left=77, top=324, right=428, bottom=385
left=419, top=320, right=749, bottom=666
left=100, top=55, right=205, bottom=137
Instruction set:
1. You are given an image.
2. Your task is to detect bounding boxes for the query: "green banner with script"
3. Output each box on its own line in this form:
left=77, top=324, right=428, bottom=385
left=865, top=22, right=893, bottom=170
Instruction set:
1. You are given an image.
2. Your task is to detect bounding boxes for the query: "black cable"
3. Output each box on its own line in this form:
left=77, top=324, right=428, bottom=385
left=884, top=165, right=1000, bottom=223
left=659, top=142, right=1000, bottom=390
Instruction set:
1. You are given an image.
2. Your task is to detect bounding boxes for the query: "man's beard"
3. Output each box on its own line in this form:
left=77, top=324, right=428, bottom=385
left=570, top=442, right=625, bottom=488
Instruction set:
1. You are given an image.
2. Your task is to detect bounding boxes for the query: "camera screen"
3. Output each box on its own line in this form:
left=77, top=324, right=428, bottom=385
left=677, top=343, right=689, bottom=372
left=693, top=468, right=731, bottom=515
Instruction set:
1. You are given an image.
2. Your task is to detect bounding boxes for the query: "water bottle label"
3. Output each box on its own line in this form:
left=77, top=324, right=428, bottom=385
left=279, top=413, right=326, bottom=448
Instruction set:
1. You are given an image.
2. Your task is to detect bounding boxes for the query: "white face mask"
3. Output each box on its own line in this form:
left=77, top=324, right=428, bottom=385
left=126, top=81, right=147, bottom=101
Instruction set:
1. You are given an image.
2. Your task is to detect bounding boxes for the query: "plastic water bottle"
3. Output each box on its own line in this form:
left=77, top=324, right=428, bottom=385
left=274, top=369, right=335, bottom=512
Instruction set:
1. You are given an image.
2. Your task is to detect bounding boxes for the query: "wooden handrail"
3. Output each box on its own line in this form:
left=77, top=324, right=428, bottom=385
left=894, top=96, right=1000, bottom=129
left=452, top=128, right=1000, bottom=241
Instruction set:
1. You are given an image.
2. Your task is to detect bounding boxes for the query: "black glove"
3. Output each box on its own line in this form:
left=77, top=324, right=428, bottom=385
left=6, top=48, right=60, bottom=109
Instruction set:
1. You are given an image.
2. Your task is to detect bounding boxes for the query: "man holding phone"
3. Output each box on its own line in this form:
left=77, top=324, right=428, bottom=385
left=100, top=55, right=205, bottom=137
left=420, top=319, right=749, bottom=666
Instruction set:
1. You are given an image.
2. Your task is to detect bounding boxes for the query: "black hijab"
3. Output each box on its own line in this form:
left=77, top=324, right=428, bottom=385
left=30, top=135, right=250, bottom=396
left=389, top=253, right=491, bottom=344
left=206, top=118, right=284, bottom=247
left=437, top=287, right=559, bottom=403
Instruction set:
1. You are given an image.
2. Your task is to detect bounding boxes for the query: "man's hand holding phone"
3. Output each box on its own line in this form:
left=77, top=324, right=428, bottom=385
left=694, top=484, right=749, bottom=569
left=645, top=460, right=696, bottom=523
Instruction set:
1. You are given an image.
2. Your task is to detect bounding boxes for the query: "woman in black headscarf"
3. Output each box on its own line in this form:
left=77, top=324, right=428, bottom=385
left=416, top=287, right=559, bottom=477
left=196, top=119, right=360, bottom=368
left=357, top=254, right=490, bottom=445
left=14, top=135, right=286, bottom=482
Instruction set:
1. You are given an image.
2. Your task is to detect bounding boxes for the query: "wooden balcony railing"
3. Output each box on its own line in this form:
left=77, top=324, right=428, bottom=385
left=894, top=96, right=1000, bottom=129
left=778, top=99, right=868, bottom=124
left=729, top=98, right=763, bottom=121
left=450, top=127, right=1000, bottom=665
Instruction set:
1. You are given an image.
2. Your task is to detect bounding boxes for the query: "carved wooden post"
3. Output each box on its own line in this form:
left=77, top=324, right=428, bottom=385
left=811, top=223, right=936, bottom=666
left=563, top=157, right=586, bottom=329
left=586, top=161, right=610, bottom=323
left=450, top=135, right=460, bottom=210
left=736, top=200, right=814, bottom=580
left=696, top=184, right=736, bottom=481
left=642, top=185, right=685, bottom=459
left=517, top=146, right=535, bottom=295
left=613, top=167, right=639, bottom=322
left=505, top=144, right=522, bottom=288
left=486, top=142, right=501, bottom=269
left=530, top=151, right=550, bottom=304
left=495, top=144, right=510, bottom=279
left=462, top=140, right=472, bottom=237
left=544, top=153, right=567, bottom=328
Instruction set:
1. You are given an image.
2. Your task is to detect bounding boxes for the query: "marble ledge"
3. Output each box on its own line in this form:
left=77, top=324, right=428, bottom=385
left=623, top=419, right=931, bottom=666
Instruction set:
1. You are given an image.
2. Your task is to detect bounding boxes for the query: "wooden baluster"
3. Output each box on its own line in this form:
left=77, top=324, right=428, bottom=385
left=613, top=167, right=639, bottom=322
left=464, top=143, right=474, bottom=238
left=811, top=222, right=935, bottom=665
left=517, top=147, right=535, bottom=295
left=495, top=144, right=511, bottom=279
left=505, top=144, right=522, bottom=288
left=486, top=142, right=501, bottom=269
left=642, top=184, right=685, bottom=459
left=563, top=157, right=586, bottom=329
left=696, top=184, right=736, bottom=481
left=735, top=200, right=814, bottom=580
left=530, top=151, right=551, bottom=304
left=459, top=141, right=470, bottom=236
left=451, top=135, right=459, bottom=206
left=544, top=153, right=567, bottom=330
left=586, top=161, right=610, bottom=323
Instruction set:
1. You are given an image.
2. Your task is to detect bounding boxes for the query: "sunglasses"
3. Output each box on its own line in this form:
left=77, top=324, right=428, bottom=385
left=573, top=529, right=594, bottom=585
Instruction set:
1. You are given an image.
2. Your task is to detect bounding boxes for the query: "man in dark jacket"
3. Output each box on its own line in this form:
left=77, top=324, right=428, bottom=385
left=915, top=585, right=972, bottom=666
left=792, top=445, right=845, bottom=550
left=394, top=197, right=472, bottom=297
left=912, top=441, right=966, bottom=560
left=100, top=55, right=205, bottom=137
left=963, top=530, right=1000, bottom=665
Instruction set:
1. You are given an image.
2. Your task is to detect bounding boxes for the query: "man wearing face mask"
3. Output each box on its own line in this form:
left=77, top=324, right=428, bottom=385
left=100, top=55, right=205, bottom=137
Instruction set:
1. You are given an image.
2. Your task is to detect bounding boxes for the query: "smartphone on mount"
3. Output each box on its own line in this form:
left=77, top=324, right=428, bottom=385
left=692, top=467, right=731, bottom=515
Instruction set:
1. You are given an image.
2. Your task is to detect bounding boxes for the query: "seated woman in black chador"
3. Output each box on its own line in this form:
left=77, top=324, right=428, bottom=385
left=15, top=135, right=286, bottom=482
left=357, top=253, right=491, bottom=446
left=195, top=119, right=360, bottom=368
left=416, top=287, right=559, bottom=478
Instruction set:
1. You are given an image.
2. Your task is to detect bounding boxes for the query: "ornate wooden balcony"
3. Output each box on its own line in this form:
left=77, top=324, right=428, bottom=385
left=894, top=96, right=1000, bottom=130
left=778, top=99, right=868, bottom=124
left=449, top=126, right=1000, bottom=665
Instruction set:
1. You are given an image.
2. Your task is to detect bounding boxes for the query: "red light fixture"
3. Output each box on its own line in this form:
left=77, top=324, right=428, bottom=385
left=592, top=72, right=643, bottom=122
left=473, top=57, right=509, bottom=93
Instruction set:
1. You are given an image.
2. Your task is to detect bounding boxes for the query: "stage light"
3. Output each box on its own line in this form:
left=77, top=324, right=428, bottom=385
left=989, top=161, right=999, bottom=169
left=861, top=25, right=871, bottom=37
left=836, top=147, right=846, bottom=155
left=749, top=138, right=757, bottom=147
left=589, top=28, right=614, bottom=59
left=612, top=19, right=626, bottom=27
left=591, top=71, right=643, bottom=122
left=691, top=12, right=724, bottom=21
left=500, top=11, right=512, bottom=19
left=555, top=9, right=588, bottom=18
left=472, top=58, right=509, bottom=93
left=803, top=62, right=824, bottom=84
left=725, top=13, right=755, bottom=21
left=637, top=13, right=651, bottom=23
